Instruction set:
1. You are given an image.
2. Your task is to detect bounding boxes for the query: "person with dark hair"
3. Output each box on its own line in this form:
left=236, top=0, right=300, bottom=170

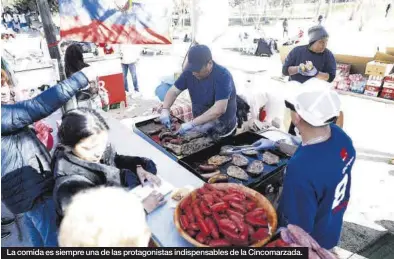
left=64, top=44, right=109, bottom=110
left=386, top=3, right=391, bottom=18
left=160, top=45, right=237, bottom=138
left=317, top=15, right=323, bottom=25
left=52, top=108, right=165, bottom=221
left=1, top=57, right=98, bottom=247
left=283, top=18, right=289, bottom=38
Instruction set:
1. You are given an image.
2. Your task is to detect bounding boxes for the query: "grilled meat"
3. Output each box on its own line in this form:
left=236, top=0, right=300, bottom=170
left=207, top=155, right=232, bottom=166
left=247, top=160, right=264, bottom=176
left=232, top=154, right=249, bottom=167
left=262, top=151, right=280, bottom=165
left=227, top=166, right=249, bottom=181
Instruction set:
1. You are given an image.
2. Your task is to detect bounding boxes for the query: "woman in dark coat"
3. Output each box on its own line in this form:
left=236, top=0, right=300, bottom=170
left=1, top=57, right=97, bottom=247
left=52, top=108, right=165, bottom=220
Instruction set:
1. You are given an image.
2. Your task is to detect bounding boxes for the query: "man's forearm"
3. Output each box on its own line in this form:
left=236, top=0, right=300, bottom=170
left=287, top=66, right=299, bottom=76
left=162, top=87, right=179, bottom=109
left=192, top=106, right=224, bottom=126
left=315, top=72, right=330, bottom=81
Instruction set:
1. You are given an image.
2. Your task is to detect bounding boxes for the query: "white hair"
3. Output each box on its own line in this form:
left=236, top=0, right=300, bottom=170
left=59, top=187, right=151, bottom=247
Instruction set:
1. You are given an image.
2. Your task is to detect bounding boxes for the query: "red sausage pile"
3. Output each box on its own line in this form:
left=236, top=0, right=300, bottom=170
left=178, top=184, right=271, bottom=247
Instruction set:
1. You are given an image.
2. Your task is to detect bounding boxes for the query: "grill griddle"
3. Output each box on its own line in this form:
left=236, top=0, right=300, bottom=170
left=178, top=132, right=289, bottom=187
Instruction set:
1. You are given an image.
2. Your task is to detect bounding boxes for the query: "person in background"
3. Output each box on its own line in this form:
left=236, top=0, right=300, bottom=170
left=318, top=15, right=323, bottom=25
left=160, top=45, right=237, bottom=138
left=12, top=12, right=20, bottom=33
left=278, top=78, right=356, bottom=250
left=282, top=25, right=336, bottom=135
left=59, top=187, right=151, bottom=247
left=18, top=12, right=28, bottom=32
left=4, top=12, right=13, bottom=30
left=386, top=3, right=391, bottom=18
left=282, top=18, right=289, bottom=38
left=52, top=108, right=165, bottom=222
left=119, top=44, right=142, bottom=96
left=64, top=44, right=109, bottom=110
left=1, top=57, right=98, bottom=247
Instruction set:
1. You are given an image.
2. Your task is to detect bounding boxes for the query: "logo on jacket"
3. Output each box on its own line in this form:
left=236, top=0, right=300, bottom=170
left=340, top=148, right=348, bottom=162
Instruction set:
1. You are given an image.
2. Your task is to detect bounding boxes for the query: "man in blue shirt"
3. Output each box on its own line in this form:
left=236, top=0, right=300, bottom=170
left=282, top=25, right=336, bottom=84
left=278, top=78, right=356, bottom=250
left=160, top=45, right=237, bottom=137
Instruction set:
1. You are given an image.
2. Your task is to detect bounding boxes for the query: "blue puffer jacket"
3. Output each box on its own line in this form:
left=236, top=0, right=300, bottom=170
left=1, top=72, right=89, bottom=214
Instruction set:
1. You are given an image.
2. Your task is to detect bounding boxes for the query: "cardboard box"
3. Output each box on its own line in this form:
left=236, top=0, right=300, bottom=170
left=364, top=85, right=381, bottom=97
left=365, top=61, right=394, bottom=77
left=383, top=75, right=394, bottom=89
left=367, top=75, right=384, bottom=87
left=379, top=87, right=394, bottom=100
left=335, top=54, right=373, bottom=75
left=386, top=47, right=394, bottom=56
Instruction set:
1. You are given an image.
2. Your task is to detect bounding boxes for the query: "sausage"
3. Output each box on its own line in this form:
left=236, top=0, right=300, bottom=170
left=251, top=228, right=269, bottom=242
left=185, top=206, right=195, bottom=223
left=160, top=137, right=173, bottom=144
left=245, top=200, right=257, bottom=211
left=199, top=164, right=218, bottom=172
left=246, top=208, right=266, bottom=218
left=212, top=212, right=222, bottom=225
left=211, top=202, right=229, bottom=212
left=222, top=194, right=244, bottom=203
left=180, top=196, right=191, bottom=210
left=192, top=204, right=204, bottom=220
left=203, top=183, right=217, bottom=191
left=201, top=171, right=221, bottom=179
left=220, top=228, right=248, bottom=246
left=188, top=223, right=200, bottom=231
left=229, top=215, right=245, bottom=233
left=197, top=217, right=210, bottom=236
left=196, top=232, right=207, bottom=244
left=209, top=239, right=231, bottom=247
left=247, top=224, right=255, bottom=237
left=180, top=215, right=189, bottom=230
left=228, top=188, right=246, bottom=200
left=197, top=187, right=209, bottom=195
left=245, top=214, right=268, bottom=227
left=227, top=209, right=244, bottom=220
left=202, top=194, right=215, bottom=206
left=229, top=201, right=247, bottom=214
left=200, top=201, right=212, bottom=216
left=218, top=218, right=238, bottom=233
left=208, top=174, right=229, bottom=184
left=238, top=222, right=249, bottom=243
left=205, top=217, right=219, bottom=239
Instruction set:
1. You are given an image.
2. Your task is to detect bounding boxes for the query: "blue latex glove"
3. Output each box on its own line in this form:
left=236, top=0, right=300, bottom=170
left=159, top=108, right=171, bottom=129
left=177, top=121, right=196, bottom=135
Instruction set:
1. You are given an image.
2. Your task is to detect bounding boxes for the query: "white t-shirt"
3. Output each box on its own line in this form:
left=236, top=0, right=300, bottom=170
left=18, top=14, right=27, bottom=24
left=119, top=44, right=142, bottom=64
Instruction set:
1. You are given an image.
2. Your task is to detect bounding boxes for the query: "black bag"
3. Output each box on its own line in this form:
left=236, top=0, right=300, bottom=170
left=236, top=95, right=250, bottom=129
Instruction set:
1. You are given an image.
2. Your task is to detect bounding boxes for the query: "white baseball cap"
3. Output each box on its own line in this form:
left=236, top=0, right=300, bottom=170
left=285, top=78, right=341, bottom=127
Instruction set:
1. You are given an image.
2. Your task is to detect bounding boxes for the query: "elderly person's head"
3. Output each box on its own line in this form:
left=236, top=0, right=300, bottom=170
left=308, top=26, right=329, bottom=53
left=59, top=187, right=151, bottom=247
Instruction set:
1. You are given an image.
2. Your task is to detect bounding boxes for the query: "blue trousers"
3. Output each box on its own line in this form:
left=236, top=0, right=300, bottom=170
left=122, top=63, right=139, bottom=92
left=24, top=198, right=58, bottom=247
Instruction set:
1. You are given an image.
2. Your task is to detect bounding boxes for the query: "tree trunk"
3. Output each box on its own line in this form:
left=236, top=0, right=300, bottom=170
left=349, top=0, right=363, bottom=21
left=315, top=0, right=323, bottom=18
left=325, top=0, right=333, bottom=19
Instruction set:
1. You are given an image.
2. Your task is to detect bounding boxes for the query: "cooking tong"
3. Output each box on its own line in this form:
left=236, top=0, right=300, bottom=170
left=220, top=138, right=276, bottom=155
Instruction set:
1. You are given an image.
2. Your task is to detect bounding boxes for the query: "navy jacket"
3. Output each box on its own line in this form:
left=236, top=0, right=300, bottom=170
left=282, top=45, right=337, bottom=83
left=1, top=72, right=89, bottom=214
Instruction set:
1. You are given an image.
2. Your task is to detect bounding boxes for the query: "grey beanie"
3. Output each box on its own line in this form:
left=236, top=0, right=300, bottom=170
left=308, top=25, right=329, bottom=44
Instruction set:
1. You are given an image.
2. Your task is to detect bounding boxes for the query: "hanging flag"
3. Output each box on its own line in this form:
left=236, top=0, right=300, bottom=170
left=59, top=0, right=173, bottom=44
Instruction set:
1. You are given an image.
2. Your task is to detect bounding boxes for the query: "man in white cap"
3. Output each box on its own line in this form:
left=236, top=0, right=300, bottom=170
left=278, top=78, right=356, bottom=250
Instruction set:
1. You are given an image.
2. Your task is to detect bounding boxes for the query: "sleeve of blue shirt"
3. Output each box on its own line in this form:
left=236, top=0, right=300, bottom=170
left=174, top=71, right=188, bottom=91
left=215, top=72, right=233, bottom=101
left=323, top=50, right=337, bottom=83
left=280, top=162, right=318, bottom=233
left=282, top=48, right=298, bottom=76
